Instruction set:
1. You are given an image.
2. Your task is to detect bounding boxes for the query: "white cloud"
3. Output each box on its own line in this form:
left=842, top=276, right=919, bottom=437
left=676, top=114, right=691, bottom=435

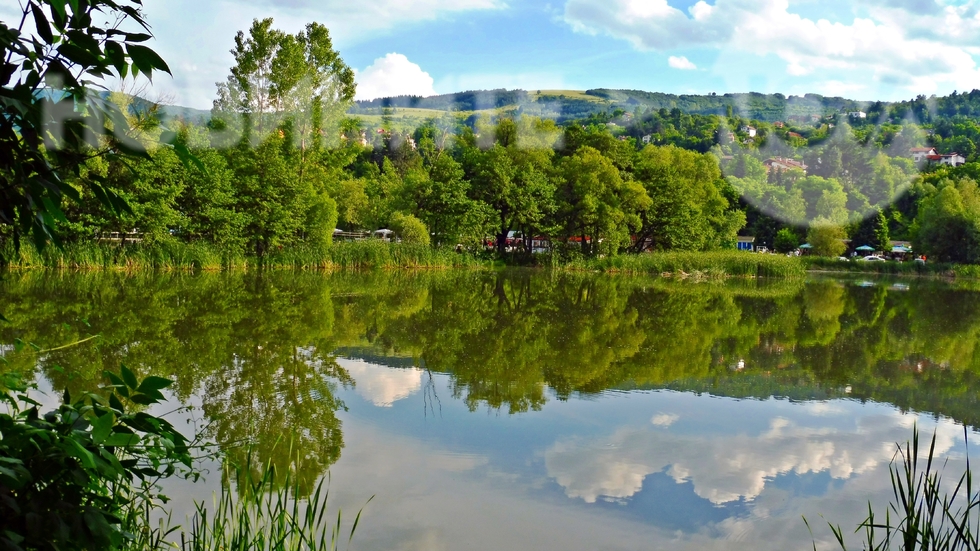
left=546, top=407, right=960, bottom=505
left=337, top=358, right=423, bottom=407
left=563, top=0, right=980, bottom=95
left=140, top=0, right=502, bottom=108
left=355, top=54, right=438, bottom=101
left=651, top=413, right=680, bottom=426
left=668, top=56, right=697, bottom=70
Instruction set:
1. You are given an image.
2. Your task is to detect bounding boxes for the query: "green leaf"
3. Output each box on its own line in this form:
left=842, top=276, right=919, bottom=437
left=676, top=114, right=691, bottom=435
left=126, top=44, right=171, bottom=78
left=137, top=376, right=172, bottom=393
left=120, top=365, right=138, bottom=389
left=0, top=312, right=8, bottom=323
left=108, top=393, right=125, bottom=414
left=103, top=433, right=140, bottom=447
left=104, top=41, right=126, bottom=75
left=124, top=33, right=152, bottom=43
left=103, top=371, right=125, bottom=388
left=91, top=413, right=114, bottom=444
left=65, top=438, right=96, bottom=470
left=57, top=42, right=100, bottom=68
left=129, top=393, right=157, bottom=406
left=31, top=3, right=54, bottom=44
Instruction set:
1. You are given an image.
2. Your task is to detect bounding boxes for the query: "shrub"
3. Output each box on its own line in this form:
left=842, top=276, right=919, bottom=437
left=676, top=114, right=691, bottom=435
left=0, top=367, right=197, bottom=551
left=390, top=213, right=430, bottom=245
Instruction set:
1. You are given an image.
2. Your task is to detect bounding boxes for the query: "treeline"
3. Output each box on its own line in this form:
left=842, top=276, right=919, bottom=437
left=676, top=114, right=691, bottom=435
left=0, top=18, right=748, bottom=264
left=352, top=89, right=528, bottom=112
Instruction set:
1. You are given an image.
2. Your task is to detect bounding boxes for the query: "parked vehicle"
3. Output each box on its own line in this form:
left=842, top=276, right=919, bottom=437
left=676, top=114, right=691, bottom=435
left=860, top=255, right=886, bottom=262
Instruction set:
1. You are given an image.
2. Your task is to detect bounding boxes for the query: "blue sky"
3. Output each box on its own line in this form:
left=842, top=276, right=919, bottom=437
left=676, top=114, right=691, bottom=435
left=125, top=0, right=980, bottom=108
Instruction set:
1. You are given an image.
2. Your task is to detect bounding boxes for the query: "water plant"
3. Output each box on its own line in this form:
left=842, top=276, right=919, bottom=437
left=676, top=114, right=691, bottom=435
left=810, top=426, right=980, bottom=551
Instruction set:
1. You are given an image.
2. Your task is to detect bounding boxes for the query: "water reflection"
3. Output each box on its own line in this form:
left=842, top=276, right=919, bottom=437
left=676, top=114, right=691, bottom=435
left=3, top=270, right=980, bottom=548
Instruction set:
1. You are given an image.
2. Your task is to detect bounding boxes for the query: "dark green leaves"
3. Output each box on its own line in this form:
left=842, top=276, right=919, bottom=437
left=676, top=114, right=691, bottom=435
left=126, top=44, right=171, bottom=78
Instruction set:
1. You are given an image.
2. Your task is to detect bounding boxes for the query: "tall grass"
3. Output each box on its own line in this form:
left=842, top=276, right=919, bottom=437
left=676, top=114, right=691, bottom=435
left=3, top=240, right=485, bottom=271
left=812, top=427, right=980, bottom=551
left=180, top=467, right=368, bottom=551
left=6, top=241, right=247, bottom=271
left=564, top=251, right=807, bottom=278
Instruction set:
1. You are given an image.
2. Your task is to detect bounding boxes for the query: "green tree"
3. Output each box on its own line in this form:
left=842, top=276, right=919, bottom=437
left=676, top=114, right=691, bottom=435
left=632, top=145, right=743, bottom=251
left=914, top=179, right=980, bottom=263
left=873, top=209, right=891, bottom=251
left=807, top=218, right=848, bottom=257
left=212, top=19, right=355, bottom=148
left=554, top=146, right=650, bottom=255
left=773, top=228, right=800, bottom=253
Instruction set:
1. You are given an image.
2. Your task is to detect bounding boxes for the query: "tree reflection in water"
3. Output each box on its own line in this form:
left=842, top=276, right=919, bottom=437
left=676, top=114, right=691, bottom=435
left=4, top=270, right=980, bottom=493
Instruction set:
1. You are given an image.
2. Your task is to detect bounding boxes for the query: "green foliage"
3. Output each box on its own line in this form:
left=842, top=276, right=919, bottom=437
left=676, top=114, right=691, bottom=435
left=633, top=145, right=744, bottom=251
left=807, top=219, right=848, bottom=257
left=0, top=0, right=193, bottom=259
left=390, top=213, right=430, bottom=245
left=0, top=367, right=195, bottom=551
left=914, top=179, right=980, bottom=264
left=774, top=228, right=801, bottom=253
left=183, top=464, right=368, bottom=551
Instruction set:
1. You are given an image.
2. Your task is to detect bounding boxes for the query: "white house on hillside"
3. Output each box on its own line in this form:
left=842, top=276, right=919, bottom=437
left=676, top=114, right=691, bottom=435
left=740, top=125, right=757, bottom=137
left=911, top=147, right=937, bottom=163
left=848, top=111, right=867, bottom=119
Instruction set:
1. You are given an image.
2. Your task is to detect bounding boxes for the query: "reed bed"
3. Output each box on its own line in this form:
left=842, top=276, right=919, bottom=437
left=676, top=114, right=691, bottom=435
left=3, top=240, right=485, bottom=271
left=179, top=468, right=368, bottom=551
left=564, top=251, right=807, bottom=278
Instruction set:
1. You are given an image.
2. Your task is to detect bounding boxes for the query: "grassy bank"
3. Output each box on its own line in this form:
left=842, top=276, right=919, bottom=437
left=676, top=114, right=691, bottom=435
left=3, top=240, right=488, bottom=271
left=562, top=251, right=807, bottom=278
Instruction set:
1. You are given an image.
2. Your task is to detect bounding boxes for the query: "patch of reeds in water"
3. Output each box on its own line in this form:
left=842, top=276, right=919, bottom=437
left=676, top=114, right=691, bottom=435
left=811, top=426, right=980, bottom=551
left=176, top=467, right=369, bottom=551
left=565, top=251, right=807, bottom=278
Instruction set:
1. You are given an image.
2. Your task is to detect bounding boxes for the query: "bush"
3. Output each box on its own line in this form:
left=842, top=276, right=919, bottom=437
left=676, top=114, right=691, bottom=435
left=774, top=228, right=800, bottom=253
left=0, top=368, right=197, bottom=551
left=390, top=213, right=430, bottom=245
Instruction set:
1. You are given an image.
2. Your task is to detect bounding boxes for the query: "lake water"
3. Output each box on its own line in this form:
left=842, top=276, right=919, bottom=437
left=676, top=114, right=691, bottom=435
left=2, top=270, right=980, bottom=550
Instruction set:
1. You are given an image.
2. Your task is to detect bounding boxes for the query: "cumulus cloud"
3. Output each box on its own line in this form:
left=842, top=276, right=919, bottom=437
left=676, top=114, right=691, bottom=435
left=355, top=53, right=438, bottom=101
left=668, top=56, right=697, bottom=70
left=563, top=0, right=980, bottom=94
left=337, top=358, right=423, bottom=407
left=546, top=407, right=960, bottom=505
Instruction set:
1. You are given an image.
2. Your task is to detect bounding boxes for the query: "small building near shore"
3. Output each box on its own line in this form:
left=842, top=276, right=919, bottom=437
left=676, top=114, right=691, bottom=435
left=737, top=236, right=756, bottom=252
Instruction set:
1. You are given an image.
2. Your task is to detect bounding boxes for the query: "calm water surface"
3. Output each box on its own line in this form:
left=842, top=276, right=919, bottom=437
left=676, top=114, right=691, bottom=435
left=3, top=270, right=980, bottom=550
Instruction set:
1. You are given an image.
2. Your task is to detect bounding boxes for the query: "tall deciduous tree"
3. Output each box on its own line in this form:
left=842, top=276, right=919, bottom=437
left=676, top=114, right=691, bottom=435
left=555, top=146, right=650, bottom=255
left=632, top=145, right=744, bottom=251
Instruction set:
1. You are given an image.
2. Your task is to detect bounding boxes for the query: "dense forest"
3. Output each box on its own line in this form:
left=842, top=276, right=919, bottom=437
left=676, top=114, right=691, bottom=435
left=9, top=16, right=980, bottom=266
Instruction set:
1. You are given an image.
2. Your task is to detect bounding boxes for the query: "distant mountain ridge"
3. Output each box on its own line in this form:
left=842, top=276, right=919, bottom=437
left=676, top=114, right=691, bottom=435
left=350, top=88, right=874, bottom=123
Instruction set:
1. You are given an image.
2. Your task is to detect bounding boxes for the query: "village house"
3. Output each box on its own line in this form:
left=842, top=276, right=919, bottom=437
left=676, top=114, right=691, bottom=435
left=740, top=125, right=757, bottom=137
left=773, top=121, right=785, bottom=128
left=787, top=131, right=804, bottom=139
left=642, top=134, right=653, bottom=145
left=764, top=157, right=808, bottom=174
left=848, top=111, right=867, bottom=119
left=911, top=147, right=936, bottom=163
left=911, top=147, right=966, bottom=167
